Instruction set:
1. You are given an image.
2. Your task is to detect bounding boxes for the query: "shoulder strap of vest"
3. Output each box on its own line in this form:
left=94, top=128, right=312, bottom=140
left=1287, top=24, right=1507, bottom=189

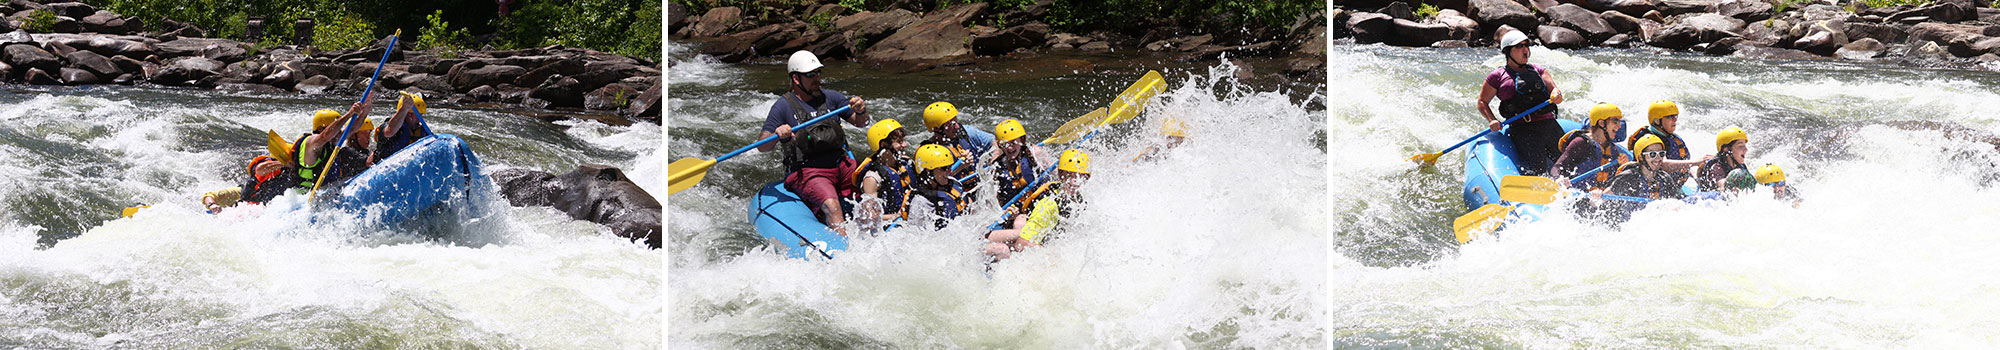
left=1558, top=129, right=1588, bottom=152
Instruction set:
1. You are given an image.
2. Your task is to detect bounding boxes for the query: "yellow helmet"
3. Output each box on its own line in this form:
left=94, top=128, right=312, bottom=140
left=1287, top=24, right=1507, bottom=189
left=996, top=119, right=1026, bottom=142
left=397, top=91, right=428, bottom=115
left=1755, top=164, right=1786, bottom=184
left=867, top=119, right=904, bottom=153
left=1633, top=134, right=1665, bottom=157
left=311, top=109, right=343, bottom=131
left=1162, top=118, right=1188, bottom=138
left=1715, top=127, right=1747, bottom=150
left=1647, top=100, right=1680, bottom=125
left=915, top=144, right=956, bottom=170
left=923, top=101, right=958, bottom=129
left=1588, top=103, right=1623, bottom=125
left=1057, top=149, right=1090, bottom=174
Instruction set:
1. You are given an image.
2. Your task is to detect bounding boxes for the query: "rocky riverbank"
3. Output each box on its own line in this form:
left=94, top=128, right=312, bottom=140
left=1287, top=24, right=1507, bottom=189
left=1334, top=0, right=2000, bottom=69
left=0, top=0, right=662, bottom=123
left=667, top=1, right=1328, bottom=78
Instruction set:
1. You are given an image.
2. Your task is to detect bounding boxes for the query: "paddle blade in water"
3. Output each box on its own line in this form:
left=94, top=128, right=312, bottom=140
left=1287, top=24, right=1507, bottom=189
left=1043, top=108, right=1108, bottom=145
left=1453, top=203, right=1512, bottom=243
left=1499, top=175, right=1564, bottom=205
left=1105, top=70, right=1167, bottom=124
left=120, top=205, right=148, bottom=218
left=1407, top=152, right=1441, bottom=166
left=266, top=130, right=294, bottom=165
left=667, top=158, right=717, bottom=195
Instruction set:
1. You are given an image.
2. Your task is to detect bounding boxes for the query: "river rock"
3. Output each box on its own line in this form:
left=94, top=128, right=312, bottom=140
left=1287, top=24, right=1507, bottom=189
left=833, top=9, right=919, bottom=46
left=1434, top=10, right=1480, bottom=41
left=44, top=2, right=93, bottom=19
left=0, top=29, right=31, bottom=48
left=626, top=80, right=662, bottom=122
left=1601, top=10, right=1644, bottom=34
left=1548, top=4, right=1616, bottom=42
left=1347, top=11, right=1393, bottom=44
left=972, top=22, right=1049, bottom=56
left=1649, top=24, right=1703, bottom=49
left=60, top=49, right=116, bottom=77
left=1908, top=22, right=1985, bottom=45
left=513, top=58, right=584, bottom=88
left=573, top=60, right=651, bottom=93
left=492, top=165, right=661, bottom=249
left=1792, top=20, right=1848, bottom=56
left=1655, top=0, right=1716, bottom=16
left=258, top=67, right=294, bottom=88
left=699, top=22, right=799, bottom=63
left=584, top=83, right=637, bottom=111
left=156, top=37, right=246, bottom=62
left=57, top=66, right=95, bottom=84
left=530, top=74, right=584, bottom=108
left=1845, top=22, right=1907, bottom=44
left=1383, top=1, right=1418, bottom=21
left=445, top=60, right=527, bottom=93
left=150, top=56, right=222, bottom=85
left=1539, top=25, right=1589, bottom=48
left=1836, top=37, right=1886, bottom=59
left=1389, top=18, right=1453, bottom=47
left=689, top=7, right=742, bottom=38
left=858, top=4, right=984, bottom=71
left=1468, top=0, right=1539, bottom=37
left=22, top=67, right=55, bottom=84
left=4, top=43, right=56, bottom=72
left=1715, top=0, right=1774, bottom=21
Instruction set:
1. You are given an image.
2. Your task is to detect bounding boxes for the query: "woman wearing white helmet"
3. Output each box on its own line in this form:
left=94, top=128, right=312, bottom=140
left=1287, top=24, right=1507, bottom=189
left=1476, top=29, right=1567, bottom=176
left=759, top=50, right=874, bottom=234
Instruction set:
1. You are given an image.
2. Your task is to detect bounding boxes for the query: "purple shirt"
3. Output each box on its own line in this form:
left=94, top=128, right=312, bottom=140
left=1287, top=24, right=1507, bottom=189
left=1486, top=65, right=1555, bottom=119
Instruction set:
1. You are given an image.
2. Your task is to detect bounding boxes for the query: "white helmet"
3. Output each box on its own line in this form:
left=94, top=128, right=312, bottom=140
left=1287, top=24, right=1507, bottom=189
left=787, top=51, right=823, bottom=73
left=1499, top=30, right=1531, bottom=50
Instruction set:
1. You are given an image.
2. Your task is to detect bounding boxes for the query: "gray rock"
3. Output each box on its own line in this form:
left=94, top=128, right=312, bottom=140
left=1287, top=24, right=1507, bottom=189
left=3, top=43, right=57, bottom=72
left=492, top=165, right=661, bottom=248
left=1346, top=12, right=1394, bottom=44
left=156, top=37, right=246, bottom=62
left=1383, top=1, right=1417, bottom=21
left=1654, top=0, right=1716, bottom=16
left=530, top=74, right=584, bottom=108
left=584, top=83, right=638, bottom=111
left=972, top=22, right=1049, bottom=56
left=296, top=75, right=334, bottom=94
left=60, top=49, right=116, bottom=77
left=1548, top=4, right=1616, bottom=42
left=625, top=82, right=662, bottom=123
left=1836, top=37, right=1885, bottom=59
left=21, top=67, right=55, bottom=84
left=43, top=2, right=92, bottom=19
left=1434, top=10, right=1481, bottom=41
left=1468, top=0, right=1539, bottom=37
left=1601, top=10, right=1645, bottom=34
left=833, top=9, right=920, bottom=46
left=1845, top=22, right=1908, bottom=44
left=57, top=66, right=94, bottom=84
left=1731, top=44, right=1824, bottom=60
left=1539, top=25, right=1589, bottom=48
left=1389, top=18, right=1453, bottom=47
left=444, top=60, right=528, bottom=93
left=688, top=7, right=742, bottom=38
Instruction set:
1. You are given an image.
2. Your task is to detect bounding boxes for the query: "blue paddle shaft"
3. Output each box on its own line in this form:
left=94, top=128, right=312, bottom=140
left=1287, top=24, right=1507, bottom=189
left=715, top=105, right=855, bottom=163
left=1438, top=101, right=1552, bottom=156
left=986, top=128, right=1107, bottom=230
left=1568, top=162, right=1615, bottom=184
left=331, top=35, right=401, bottom=153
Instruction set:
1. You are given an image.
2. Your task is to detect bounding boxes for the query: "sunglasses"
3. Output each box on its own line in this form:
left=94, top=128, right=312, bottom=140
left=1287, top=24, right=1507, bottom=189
left=1662, top=114, right=1679, bottom=120
left=1642, top=151, right=1667, bottom=158
left=796, top=70, right=822, bottom=78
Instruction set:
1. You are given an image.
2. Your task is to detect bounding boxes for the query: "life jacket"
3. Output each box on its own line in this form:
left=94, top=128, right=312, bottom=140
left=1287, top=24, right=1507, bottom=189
left=1695, top=157, right=1747, bottom=192
left=1611, top=162, right=1680, bottom=200
left=994, top=153, right=1039, bottom=203
left=1018, top=186, right=1065, bottom=245
left=1557, top=130, right=1625, bottom=190
left=1498, top=64, right=1558, bottom=121
left=243, top=164, right=295, bottom=204
left=854, top=155, right=917, bottom=220
left=373, top=121, right=426, bottom=162
left=922, top=183, right=967, bottom=229
left=291, top=133, right=370, bottom=193
left=1626, top=126, right=1690, bottom=160
left=781, top=95, right=849, bottom=173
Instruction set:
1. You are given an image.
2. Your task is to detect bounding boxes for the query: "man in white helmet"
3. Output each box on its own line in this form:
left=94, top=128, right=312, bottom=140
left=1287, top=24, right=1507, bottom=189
left=759, top=50, right=872, bottom=235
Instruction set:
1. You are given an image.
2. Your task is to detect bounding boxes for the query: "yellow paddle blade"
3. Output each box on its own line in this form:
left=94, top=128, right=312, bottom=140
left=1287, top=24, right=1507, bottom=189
left=1498, top=175, right=1564, bottom=205
left=120, top=205, right=149, bottom=218
left=667, top=158, right=718, bottom=195
left=1452, top=203, right=1513, bottom=243
left=1407, top=152, right=1442, bottom=166
left=1042, top=107, right=1108, bottom=145
left=266, top=130, right=294, bottom=165
left=1103, top=70, right=1167, bottom=125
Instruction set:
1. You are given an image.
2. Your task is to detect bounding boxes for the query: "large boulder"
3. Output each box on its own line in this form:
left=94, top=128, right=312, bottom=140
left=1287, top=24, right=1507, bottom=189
left=1575, top=0, right=1654, bottom=15
left=1346, top=11, right=1394, bottom=44
left=530, top=74, right=584, bottom=108
left=1468, top=0, right=1539, bottom=38
left=625, top=82, right=662, bottom=123
left=1835, top=37, right=1886, bottom=59
left=43, top=2, right=93, bottom=19
left=60, top=49, right=117, bottom=77
left=697, top=22, right=803, bottom=63
left=77, top=10, right=133, bottom=34
left=22, top=67, right=57, bottom=84
left=4, top=43, right=58, bottom=72
left=0, top=29, right=32, bottom=48
left=155, top=37, right=247, bottom=62
left=1715, top=0, right=1774, bottom=21
left=1730, top=43, right=1823, bottom=60
left=1601, top=10, right=1646, bottom=35
left=1844, top=22, right=1907, bottom=44
left=972, top=22, right=1049, bottom=56
left=512, top=58, right=585, bottom=88
left=492, top=165, right=661, bottom=249
left=857, top=3, right=987, bottom=72
left=1655, top=0, right=1717, bottom=16
left=445, top=60, right=528, bottom=93
left=832, top=9, right=919, bottom=47
left=1538, top=25, right=1589, bottom=48
left=1388, top=18, right=1454, bottom=47
left=1790, top=20, right=1848, bottom=56
left=1434, top=10, right=1481, bottom=41
left=1683, top=13, right=1746, bottom=41
left=149, top=56, right=223, bottom=85
left=1548, top=4, right=1616, bottom=42
left=57, top=66, right=96, bottom=84
left=688, top=7, right=742, bottom=38
left=583, top=83, right=638, bottom=111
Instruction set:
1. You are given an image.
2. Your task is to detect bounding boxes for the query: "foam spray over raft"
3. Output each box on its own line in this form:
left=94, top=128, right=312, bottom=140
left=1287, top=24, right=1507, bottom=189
left=1330, top=45, right=2000, bottom=347
left=670, top=58, right=1328, bottom=348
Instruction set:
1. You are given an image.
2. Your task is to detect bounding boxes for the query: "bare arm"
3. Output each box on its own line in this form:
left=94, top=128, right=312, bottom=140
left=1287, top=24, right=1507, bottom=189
left=1477, top=84, right=1501, bottom=131
left=1540, top=69, right=1564, bottom=104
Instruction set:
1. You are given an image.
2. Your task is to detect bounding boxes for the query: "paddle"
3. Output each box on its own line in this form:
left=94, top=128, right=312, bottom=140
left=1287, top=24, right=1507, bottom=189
left=1499, top=175, right=1653, bottom=205
left=1041, top=70, right=1166, bottom=145
left=1452, top=203, right=1513, bottom=243
left=1408, top=100, right=1552, bottom=166
left=667, top=105, right=855, bottom=195
left=308, top=30, right=401, bottom=201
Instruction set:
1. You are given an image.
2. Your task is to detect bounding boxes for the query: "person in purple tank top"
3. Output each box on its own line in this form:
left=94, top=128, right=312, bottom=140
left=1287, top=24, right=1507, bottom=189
left=1476, top=29, right=1566, bottom=176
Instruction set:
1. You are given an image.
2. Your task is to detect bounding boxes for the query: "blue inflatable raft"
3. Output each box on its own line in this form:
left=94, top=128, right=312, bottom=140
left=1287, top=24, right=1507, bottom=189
left=326, top=134, right=494, bottom=228
left=1462, top=119, right=1587, bottom=226
left=748, top=182, right=847, bottom=259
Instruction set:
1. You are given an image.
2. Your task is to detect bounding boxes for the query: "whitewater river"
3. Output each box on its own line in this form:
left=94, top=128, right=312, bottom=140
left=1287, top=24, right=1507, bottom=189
left=1331, top=44, right=2000, bottom=348
left=668, top=42, right=1330, bottom=348
left=0, top=86, right=661, bottom=348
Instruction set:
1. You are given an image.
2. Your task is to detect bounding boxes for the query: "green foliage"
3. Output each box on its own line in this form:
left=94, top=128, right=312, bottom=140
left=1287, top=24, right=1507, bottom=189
left=489, top=0, right=660, bottom=58
left=415, top=10, right=471, bottom=55
left=312, top=10, right=376, bottom=51
left=25, top=9, right=57, bottom=32
left=1415, top=3, right=1441, bottom=20
left=808, top=10, right=837, bottom=32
